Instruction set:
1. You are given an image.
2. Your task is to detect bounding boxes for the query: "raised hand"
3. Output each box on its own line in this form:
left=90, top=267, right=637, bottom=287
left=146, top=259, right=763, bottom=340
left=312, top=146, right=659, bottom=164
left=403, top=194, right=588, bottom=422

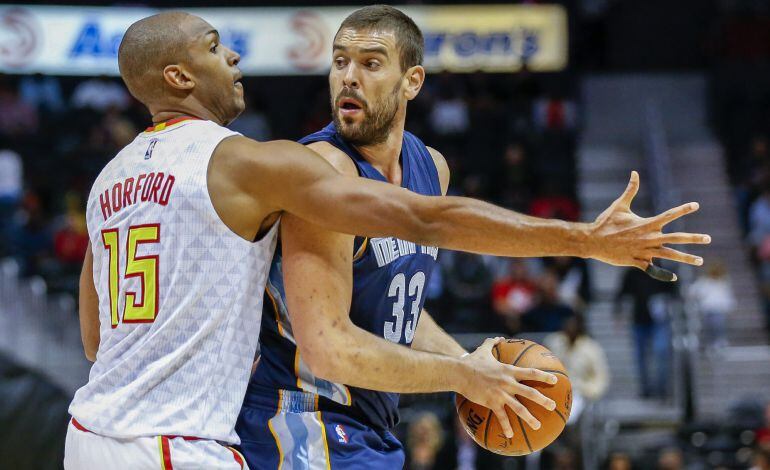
left=457, top=337, right=557, bottom=439
left=587, top=171, right=711, bottom=281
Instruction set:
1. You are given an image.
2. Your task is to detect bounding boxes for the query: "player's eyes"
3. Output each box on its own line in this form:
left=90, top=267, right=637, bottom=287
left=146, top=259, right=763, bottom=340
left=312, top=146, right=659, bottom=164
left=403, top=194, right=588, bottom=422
left=210, top=44, right=218, bottom=53
left=334, top=57, right=347, bottom=68
left=366, top=61, right=380, bottom=69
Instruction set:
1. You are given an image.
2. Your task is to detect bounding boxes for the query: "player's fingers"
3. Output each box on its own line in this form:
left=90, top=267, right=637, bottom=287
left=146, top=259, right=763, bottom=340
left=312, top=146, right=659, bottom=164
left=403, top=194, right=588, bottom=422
left=506, top=396, right=541, bottom=431
left=492, top=405, right=514, bottom=439
left=475, top=337, right=505, bottom=356
left=615, top=171, right=640, bottom=208
left=644, top=263, right=677, bottom=282
left=656, top=232, right=712, bottom=245
left=510, top=366, right=557, bottom=385
left=512, top=381, right=556, bottom=411
left=652, top=247, right=704, bottom=266
left=649, top=202, right=699, bottom=227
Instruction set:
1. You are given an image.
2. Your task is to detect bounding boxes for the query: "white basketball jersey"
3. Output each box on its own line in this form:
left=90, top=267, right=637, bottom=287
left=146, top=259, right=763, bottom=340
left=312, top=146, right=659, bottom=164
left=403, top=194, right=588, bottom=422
left=69, top=117, right=277, bottom=444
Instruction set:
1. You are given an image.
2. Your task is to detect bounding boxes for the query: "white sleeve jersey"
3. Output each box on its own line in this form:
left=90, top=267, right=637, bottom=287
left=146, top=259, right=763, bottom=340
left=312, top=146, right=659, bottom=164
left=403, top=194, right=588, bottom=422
left=69, top=117, right=277, bottom=444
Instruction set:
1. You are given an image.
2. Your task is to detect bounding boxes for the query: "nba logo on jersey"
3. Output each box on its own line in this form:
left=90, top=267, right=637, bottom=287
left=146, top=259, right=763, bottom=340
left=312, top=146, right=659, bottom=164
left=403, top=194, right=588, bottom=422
left=144, top=139, right=158, bottom=160
left=335, top=424, right=348, bottom=444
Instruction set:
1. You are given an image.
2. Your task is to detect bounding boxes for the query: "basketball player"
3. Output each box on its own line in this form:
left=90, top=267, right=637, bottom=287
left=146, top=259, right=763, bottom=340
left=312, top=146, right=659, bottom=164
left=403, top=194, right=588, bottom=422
left=235, top=6, right=710, bottom=469
left=67, top=10, right=708, bottom=470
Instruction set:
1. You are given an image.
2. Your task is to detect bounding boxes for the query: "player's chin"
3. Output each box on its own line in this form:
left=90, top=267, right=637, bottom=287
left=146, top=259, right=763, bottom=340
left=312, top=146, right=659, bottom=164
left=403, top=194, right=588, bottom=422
left=227, top=99, right=246, bottom=124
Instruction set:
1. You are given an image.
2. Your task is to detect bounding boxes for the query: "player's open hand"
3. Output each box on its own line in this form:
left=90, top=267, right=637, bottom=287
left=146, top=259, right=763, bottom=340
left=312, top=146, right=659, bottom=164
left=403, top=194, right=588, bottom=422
left=458, top=337, right=557, bottom=439
left=587, top=171, right=711, bottom=281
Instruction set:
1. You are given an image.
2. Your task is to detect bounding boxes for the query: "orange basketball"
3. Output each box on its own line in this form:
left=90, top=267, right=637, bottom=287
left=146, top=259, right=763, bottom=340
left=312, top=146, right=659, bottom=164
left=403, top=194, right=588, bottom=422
left=455, top=338, right=572, bottom=456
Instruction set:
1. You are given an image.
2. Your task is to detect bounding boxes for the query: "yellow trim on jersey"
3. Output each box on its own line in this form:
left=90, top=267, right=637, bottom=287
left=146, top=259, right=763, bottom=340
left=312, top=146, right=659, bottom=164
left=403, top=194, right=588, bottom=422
left=352, top=237, right=368, bottom=261
left=294, top=349, right=302, bottom=389
left=143, top=116, right=200, bottom=134
left=265, top=287, right=285, bottom=337
left=317, top=411, right=332, bottom=470
left=268, top=390, right=285, bottom=470
left=157, top=436, right=166, bottom=470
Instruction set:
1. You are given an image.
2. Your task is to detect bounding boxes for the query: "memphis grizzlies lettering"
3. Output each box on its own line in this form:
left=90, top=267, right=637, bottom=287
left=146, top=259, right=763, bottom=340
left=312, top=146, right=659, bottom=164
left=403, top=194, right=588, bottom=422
left=370, top=237, right=438, bottom=268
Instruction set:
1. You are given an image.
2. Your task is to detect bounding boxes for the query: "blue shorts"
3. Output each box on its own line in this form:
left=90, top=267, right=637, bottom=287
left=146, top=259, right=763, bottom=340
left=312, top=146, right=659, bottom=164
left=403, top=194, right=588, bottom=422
left=235, top=388, right=404, bottom=470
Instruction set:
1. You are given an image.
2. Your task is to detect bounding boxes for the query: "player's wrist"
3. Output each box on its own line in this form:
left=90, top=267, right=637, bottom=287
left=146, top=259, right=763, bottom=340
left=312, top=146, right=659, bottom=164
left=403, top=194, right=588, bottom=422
left=451, top=354, right=474, bottom=395
left=570, top=221, right=595, bottom=259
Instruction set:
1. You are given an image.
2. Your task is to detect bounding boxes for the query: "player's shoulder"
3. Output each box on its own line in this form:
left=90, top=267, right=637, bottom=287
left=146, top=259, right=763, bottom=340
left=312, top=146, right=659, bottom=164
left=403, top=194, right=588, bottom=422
left=305, top=140, right=358, bottom=177
left=425, top=146, right=450, bottom=195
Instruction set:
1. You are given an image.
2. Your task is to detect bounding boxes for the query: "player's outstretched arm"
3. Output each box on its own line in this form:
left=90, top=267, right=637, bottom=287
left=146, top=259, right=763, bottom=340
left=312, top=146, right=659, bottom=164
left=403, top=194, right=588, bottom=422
left=215, top=138, right=711, bottom=280
left=79, top=244, right=100, bottom=362
left=279, top=211, right=556, bottom=438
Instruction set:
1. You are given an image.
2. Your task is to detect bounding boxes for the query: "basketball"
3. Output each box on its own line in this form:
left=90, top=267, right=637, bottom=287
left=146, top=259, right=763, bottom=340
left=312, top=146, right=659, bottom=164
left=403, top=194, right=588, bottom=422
left=455, top=338, right=572, bottom=456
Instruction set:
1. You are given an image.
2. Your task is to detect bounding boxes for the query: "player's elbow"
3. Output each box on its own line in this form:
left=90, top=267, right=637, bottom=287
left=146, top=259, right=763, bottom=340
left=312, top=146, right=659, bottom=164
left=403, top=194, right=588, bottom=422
left=297, top=340, right=337, bottom=381
left=81, top=327, right=99, bottom=362
left=83, top=343, right=97, bottom=362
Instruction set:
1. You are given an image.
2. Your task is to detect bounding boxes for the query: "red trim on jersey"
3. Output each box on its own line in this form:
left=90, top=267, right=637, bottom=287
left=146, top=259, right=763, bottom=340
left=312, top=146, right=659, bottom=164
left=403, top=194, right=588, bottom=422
left=144, top=116, right=200, bottom=133
left=71, top=418, right=92, bottom=433
left=164, top=435, right=201, bottom=441
left=161, top=436, right=173, bottom=469
left=71, top=418, right=203, bottom=443
left=228, top=447, right=245, bottom=469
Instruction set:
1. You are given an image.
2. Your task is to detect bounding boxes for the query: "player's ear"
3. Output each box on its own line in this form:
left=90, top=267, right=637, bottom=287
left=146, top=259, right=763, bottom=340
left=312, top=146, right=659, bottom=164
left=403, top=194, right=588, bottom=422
left=403, top=65, right=425, bottom=101
left=163, top=64, right=195, bottom=92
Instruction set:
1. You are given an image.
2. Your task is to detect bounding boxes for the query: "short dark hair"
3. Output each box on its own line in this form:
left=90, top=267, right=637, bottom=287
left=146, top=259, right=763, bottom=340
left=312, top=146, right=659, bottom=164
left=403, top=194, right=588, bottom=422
left=118, top=11, right=191, bottom=103
left=336, top=5, right=424, bottom=71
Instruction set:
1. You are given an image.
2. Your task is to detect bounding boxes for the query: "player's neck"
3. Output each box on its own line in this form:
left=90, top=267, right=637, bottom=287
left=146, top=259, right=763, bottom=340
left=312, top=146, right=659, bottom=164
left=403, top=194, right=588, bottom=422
left=354, top=123, right=405, bottom=185
left=150, top=101, right=228, bottom=127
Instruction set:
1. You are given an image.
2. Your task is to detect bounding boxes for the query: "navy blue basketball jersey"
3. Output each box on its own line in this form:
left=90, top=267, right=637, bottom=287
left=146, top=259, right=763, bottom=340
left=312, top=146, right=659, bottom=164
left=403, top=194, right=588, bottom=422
left=246, top=122, right=442, bottom=430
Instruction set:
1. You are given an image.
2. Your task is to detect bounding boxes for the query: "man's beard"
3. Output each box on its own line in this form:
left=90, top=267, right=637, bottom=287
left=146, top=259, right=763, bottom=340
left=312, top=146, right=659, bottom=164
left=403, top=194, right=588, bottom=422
left=332, top=83, right=400, bottom=146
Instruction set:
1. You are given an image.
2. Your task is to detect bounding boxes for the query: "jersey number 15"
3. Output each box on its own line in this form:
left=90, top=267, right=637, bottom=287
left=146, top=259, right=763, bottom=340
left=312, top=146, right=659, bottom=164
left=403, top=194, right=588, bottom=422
left=101, top=224, right=161, bottom=328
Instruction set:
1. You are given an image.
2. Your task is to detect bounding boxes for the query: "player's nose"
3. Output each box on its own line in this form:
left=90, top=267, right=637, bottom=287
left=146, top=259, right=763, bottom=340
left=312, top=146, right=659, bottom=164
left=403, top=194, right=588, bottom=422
left=342, top=63, right=359, bottom=89
left=226, top=46, right=240, bottom=67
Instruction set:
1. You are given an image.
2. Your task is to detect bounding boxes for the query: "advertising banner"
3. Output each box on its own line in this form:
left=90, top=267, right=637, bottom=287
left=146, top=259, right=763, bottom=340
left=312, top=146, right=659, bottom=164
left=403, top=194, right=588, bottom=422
left=0, top=4, right=567, bottom=76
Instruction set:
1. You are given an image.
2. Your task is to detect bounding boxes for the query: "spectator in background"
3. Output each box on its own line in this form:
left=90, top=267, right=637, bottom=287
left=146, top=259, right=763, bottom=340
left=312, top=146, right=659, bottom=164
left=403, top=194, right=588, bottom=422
left=546, top=256, right=593, bottom=313
left=19, top=74, right=64, bottom=114
left=0, top=147, right=22, bottom=256
left=614, top=267, right=677, bottom=399
left=656, top=447, right=684, bottom=470
left=441, top=251, right=494, bottom=332
left=71, top=75, right=130, bottom=112
left=545, top=313, right=609, bottom=415
left=497, top=142, right=533, bottom=211
left=429, top=76, right=469, bottom=151
left=406, top=411, right=444, bottom=470
left=545, top=313, right=609, bottom=467
left=529, top=180, right=580, bottom=221
left=104, top=107, right=138, bottom=149
left=445, top=415, right=507, bottom=470
left=749, top=184, right=770, bottom=255
left=0, top=77, right=39, bottom=136
left=687, top=261, right=735, bottom=353
left=522, top=269, right=576, bottom=332
left=756, top=401, right=770, bottom=447
left=751, top=446, right=770, bottom=470
left=533, top=92, right=577, bottom=132
left=492, top=258, right=538, bottom=334
left=749, top=184, right=770, bottom=337
left=53, top=193, right=89, bottom=266
left=9, top=191, right=52, bottom=277
left=605, top=452, right=634, bottom=470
